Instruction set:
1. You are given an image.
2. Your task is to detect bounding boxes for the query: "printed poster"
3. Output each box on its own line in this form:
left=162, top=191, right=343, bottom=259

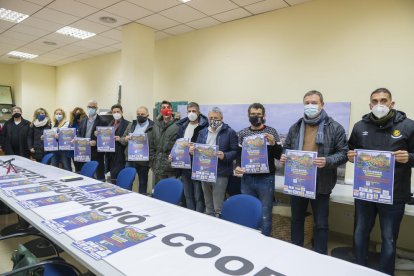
left=283, top=150, right=317, bottom=199
left=97, top=127, right=115, bottom=152
left=170, top=138, right=191, bottom=169
left=42, top=210, right=113, bottom=234
left=191, top=144, right=218, bottom=183
left=77, top=183, right=114, bottom=192
left=59, top=128, right=75, bottom=150
left=353, top=149, right=395, bottom=204
left=72, top=226, right=155, bottom=260
left=74, top=138, right=91, bottom=162
left=43, top=129, right=58, bottom=151
left=4, top=185, right=51, bottom=197
left=88, top=187, right=131, bottom=199
left=241, top=134, right=269, bottom=173
left=128, top=133, right=149, bottom=161
left=0, top=179, right=35, bottom=189
left=18, top=194, right=72, bottom=209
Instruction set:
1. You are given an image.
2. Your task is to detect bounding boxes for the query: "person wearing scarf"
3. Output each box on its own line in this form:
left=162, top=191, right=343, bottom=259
left=28, top=108, right=51, bottom=162
left=348, top=88, right=414, bottom=275
left=280, top=90, right=348, bottom=255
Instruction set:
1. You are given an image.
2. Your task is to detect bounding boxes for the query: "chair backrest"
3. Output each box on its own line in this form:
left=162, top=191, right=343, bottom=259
left=116, top=167, right=136, bottom=190
left=41, top=153, right=54, bottom=165
left=221, top=194, right=262, bottom=230
left=152, top=178, right=183, bottom=205
left=79, top=161, right=99, bottom=178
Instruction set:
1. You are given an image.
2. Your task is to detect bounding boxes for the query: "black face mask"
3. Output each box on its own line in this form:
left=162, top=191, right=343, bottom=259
left=137, top=116, right=147, bottom=124
left=249, top=116, right=263, bottom=127
left=13, top=113, right=22, bottom=119
left=74, top=113, right=81, bottom=121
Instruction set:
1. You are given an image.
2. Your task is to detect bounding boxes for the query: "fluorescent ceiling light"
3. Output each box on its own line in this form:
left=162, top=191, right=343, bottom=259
left=8, top=51, right=38, bottom=59
left=0, top=8, right=29, bottom=23
left=179, top=0, right=192, bottom=3
left=56, top=26, right=96, bottom=40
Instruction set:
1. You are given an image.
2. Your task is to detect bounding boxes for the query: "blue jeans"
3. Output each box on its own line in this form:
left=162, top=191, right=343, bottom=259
left=126, top=162, right=150, bottom=195
left=291, top=194, right=330, bottom=254
left=241, top=174, right=275, bottom=236
left=354, top=199, right=405, bottom=275
left=181, top=174, right=205, bottom=212
left=51, top=151, right=71, bottom=171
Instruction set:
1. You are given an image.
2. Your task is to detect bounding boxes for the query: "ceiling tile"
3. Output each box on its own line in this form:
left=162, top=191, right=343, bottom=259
left=47, top=0, right=99, bottom=17
left=137, top=14, right=179, bottom=30
left=1, top=0, right=42, bottom=15
left=126, top=0, right=179, bottom=12
left=16, top=17, right=64, bottom=32
left=71, top=39, right=104, bottom=49
left=244, top=0, right=288, bottom=14
left=231, top=0, right=263, bottom=6
left=23, top=0, right=54, bottom=6
left=15, top=45, right=48, bottom=55
left=24, top=39, right=60, bottom=51
left=10, top=23, right=51, bottom=37
left=74, top=0, right=122, bottom=9
left=186, top=17, right=220, bottom=29
left=187, top=0, right=238, bottom=16
left=70, top=19, right=112, bottom=34
left=104, top=1, right=152, bottom=21
left=32, top=7, right=80, bottom=25
left=285, top=0, right=312, bottom=5
left=163, top=24, right=194, bottom=36
left=0, top=56, right=21, bottom=64
left=0, top=20, right=15, bottom=30
left=212, top=8, right=251, bottom=22
left=42, top=32, right=80, bottom=44
left=87, top=35, right=119, bottom=46
left=84, top=10, right=131, bottom=28
left=57, top=44, right=89, bottom=54
left=99, top=28, right=122, bottom=41
left=1, top=30, right=38, bottom=43
left=155, top=31, right=170, bottom=40
left=160, top=5, right=205, bottom=24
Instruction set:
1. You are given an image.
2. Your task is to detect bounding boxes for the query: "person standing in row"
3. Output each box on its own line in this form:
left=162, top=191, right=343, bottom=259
left=176, top=102, right=208, bottom=212
left=234, top=103, right=282, bottom=236
left=28, top=108, right=51, bottom=162
left=78, top=100, right=107, bottom=180
left=121, top=106, right=154, bottom=194
left=150, top=100, right=179, bottom=185
left=348, top=88, right=414, bottom=275
left=280, top=90, right=348, bottom=254
left=196, top=107, right=238, bottom=217
left=68, top=107, right=86, bottom=172
left=51, top=108, right=71, bottom=171
left=105, top=104, right=130, bottom=184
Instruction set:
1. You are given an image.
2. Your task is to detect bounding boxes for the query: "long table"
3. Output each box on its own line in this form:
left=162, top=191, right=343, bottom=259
left=0, top=156, right=384, bottom=276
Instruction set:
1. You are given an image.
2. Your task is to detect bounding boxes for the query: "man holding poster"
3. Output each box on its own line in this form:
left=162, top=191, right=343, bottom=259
left=195, top=107, right=238, bottom=217
left=78, top=100, right=107, bottom=180
left=348, top=88, right=414, bottom=275
left=234, top=103, right=282, bottom=236
left=280, top=90, right=348, bottom=255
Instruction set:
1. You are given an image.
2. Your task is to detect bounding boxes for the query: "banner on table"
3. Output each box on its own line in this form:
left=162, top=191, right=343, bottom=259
left=3, top=185, right=51, bottom=197
left=58, top=128, right=75, bottom=150
left=283, top=150, right=317, bottom=199
left=77, top=183, right=114, bottom=192
left=43, top=129, right=58, bottom=151
left=191, top=144, right=218, bottom=183
left=241, top=134, right=269, bottom=173
left=18, top=194, right=73, bottom=209
left=353, top=149, right=395, bottom=204
left=74, top=138, right=91, bottom=162
left=88, top=187, right=131, bottom=200
left=0, top=179, right=34, bottom=189
left=97, top=127, right=115, bottom=152
left=170, top=138, right=191, bottom=169
left=128, top=133, right=149, bottom=161
left=72, top=226, right=155, bottom=260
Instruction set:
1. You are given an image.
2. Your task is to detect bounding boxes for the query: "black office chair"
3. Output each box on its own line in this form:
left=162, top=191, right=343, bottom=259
left=0, top=232, right=82, bottom=276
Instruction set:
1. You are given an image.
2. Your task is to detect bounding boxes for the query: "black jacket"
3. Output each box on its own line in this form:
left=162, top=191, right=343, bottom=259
left=348, top=110, right=414, bottom=203
left=1, top=117, right=31, bottom=157
left=28, top=121, right=51, bottom=161
left=284, top=116, right=348, bottom=195
left=105, top=117, right=130, bottom=174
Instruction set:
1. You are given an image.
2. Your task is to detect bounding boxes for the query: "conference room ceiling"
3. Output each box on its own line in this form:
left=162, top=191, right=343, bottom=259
left=0, top=0, right=311, bottom=66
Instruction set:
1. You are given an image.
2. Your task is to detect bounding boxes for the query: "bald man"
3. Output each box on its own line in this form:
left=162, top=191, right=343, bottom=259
left=78, top=100, right=108, bottom=180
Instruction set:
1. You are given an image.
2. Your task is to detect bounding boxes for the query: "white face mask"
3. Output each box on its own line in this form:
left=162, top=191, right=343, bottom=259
left=188, top=112, right=198, bottom=122
left=113, top=113, right=122, bottom=120
left=304, top=104, right=320, bottom=119
left=55, top=114, right=63, bottom=121
left=371, top=104, right=390, bottom=119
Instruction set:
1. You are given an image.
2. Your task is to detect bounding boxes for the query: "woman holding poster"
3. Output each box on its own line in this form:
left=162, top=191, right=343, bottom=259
left=50, top=108, right=71, bottom=171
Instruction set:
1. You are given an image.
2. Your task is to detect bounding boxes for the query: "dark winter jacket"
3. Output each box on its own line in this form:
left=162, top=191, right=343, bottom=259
left=1, top=117, right=31, bottom=158
left=28, top=120, right=51, bottom=161
left=196, top=123, right=238, bottom=177
left=348, top=110, right=414, bottom=203
left=149, top=114, right=180, bottom=176
left=284, top=116, right=348, bottom=195
left=105, top=117, right=130, bottom=174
